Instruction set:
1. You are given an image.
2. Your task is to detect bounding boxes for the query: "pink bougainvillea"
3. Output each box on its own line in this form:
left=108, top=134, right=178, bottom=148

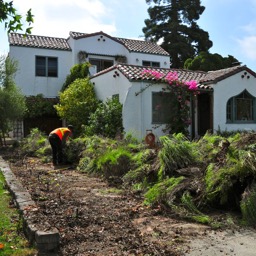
left=184, top=80, right=198, bottom=91
left=165, top=71, right=179, bottom=84
left=142, top=70, right=198, bottom=90
left=141, top=69, right=199, bottom=135
left=141, top=70, right=164, bottom=80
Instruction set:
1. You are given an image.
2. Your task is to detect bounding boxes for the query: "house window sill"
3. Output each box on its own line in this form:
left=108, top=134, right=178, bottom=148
left=226, top=121, right=256, bottom=124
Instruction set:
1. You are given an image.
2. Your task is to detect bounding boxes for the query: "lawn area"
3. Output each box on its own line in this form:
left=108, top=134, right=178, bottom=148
left=0, top=171, right=37, bottom=256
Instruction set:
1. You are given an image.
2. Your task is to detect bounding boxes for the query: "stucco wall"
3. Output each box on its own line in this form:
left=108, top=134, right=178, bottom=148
left=123, top=82, right=169, bottom=141
left=70, top=35, right=127, bottom=65
left=127, top=52, right=170, bottom=68
left=9, top=46, right=72, bottom=97
left=213, top=71, right=256, bottom=132
left=91, top=68, right=131, bottom=104
left=92, top=70, right=170, bottom=141
left=9, top=34, right=170, bottom=98
left=69, top=35, right=170, bottom=68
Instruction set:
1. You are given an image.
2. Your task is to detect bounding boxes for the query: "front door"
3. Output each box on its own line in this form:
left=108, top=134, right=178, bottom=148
left=197, top=93, right=213, bottom=136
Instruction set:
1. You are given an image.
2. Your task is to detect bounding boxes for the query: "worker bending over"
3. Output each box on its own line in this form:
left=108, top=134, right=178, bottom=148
left=48, top=125, right=73, bottom=165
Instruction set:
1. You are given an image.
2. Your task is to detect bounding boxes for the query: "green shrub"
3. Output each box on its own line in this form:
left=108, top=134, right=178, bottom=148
left=62, top=62, right=91, bottom=91
left=25, top=94, right=58, bottom=118
left=64, top=137, right=87, bottom=164
left=158, top=134, right=198, bottom=177
left=196, top=132, right=224, bottom=162
left=181, top=191, right=212, bottom=224
left=77, top=136, right=120, bottom=173
left=55, top=78, right=98, bottom=135
left=123, top=164, right=152, bottom=186
left=144, top=176, right=185, bottom=207
left=204, top=149, right=256, bottom=207
left=84, top=97, right=123, bottom=138
left=241, top=182, right=256, bottom=225
left=19, top=128, right=48, bottom=156
left=97, top=148, right=132, bottom=179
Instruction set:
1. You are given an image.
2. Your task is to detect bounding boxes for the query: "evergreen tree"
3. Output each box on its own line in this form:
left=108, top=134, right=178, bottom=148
left=143, top=0, right=213, bottom=68
left=184, top=52, right=240, bottom=71
left=0, top=55, right=27, bottom=145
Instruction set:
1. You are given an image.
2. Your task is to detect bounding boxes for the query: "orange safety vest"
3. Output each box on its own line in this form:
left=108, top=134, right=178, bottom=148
left=50, top=128, right=71, bottom=141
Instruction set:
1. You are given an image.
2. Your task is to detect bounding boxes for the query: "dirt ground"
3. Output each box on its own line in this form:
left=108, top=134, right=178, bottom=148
left=2, top=152, right=256, bottom=256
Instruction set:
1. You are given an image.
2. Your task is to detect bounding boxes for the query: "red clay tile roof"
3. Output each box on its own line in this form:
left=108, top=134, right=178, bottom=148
left=118, top=64, right=206, bottom=81
left=9, top=33, right=71, bottom=50
left=200, top=65, right=256, bottom=84
left=10, top=31, right=169, bottom=55
left=91, top=64, right=255, bottom=91
left=69, top=31, right=170, bottom=56
left=115, top=37, right=169, bottom=56
left=91, top=63, right=206, bottom=81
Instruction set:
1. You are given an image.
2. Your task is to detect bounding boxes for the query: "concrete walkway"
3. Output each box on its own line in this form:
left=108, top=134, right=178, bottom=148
left=185, top=227, right=256, bottom=255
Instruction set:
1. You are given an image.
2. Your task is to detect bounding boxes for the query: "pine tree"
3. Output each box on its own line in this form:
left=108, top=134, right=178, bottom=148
left=143, top=0, right=213, bottom=68
left=184, top=52, right=240, bottom=71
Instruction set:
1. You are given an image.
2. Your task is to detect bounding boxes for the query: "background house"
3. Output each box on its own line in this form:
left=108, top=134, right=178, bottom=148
left=8, top=31, right=170, bottom=98
left=8, top=31, right=170, bottom=138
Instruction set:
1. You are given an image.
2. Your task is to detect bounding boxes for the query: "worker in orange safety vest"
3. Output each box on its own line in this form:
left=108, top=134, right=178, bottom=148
left=48, top=125, right=73, bottom=165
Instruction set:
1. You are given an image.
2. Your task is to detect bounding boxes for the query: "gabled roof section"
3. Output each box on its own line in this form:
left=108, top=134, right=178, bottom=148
left=200, top=65, right=256, bottom=84
left=69, top=31, right=170, bottom=56
left=115, top=37, right=169, bottom=56
left=9, top=31, right=169, bottom=56
left=9, top=33, right=71, bottom=51
left=69, top=31, right=110, bottom=40
left=117, top=64, right=207, bottom=82
left=91, top=64, right=207, bottom=82
left=91, top=64, right=256, bottom=91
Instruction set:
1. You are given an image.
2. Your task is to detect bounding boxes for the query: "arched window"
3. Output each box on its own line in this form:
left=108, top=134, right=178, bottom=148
left=226, top=90, right=256, bottom=123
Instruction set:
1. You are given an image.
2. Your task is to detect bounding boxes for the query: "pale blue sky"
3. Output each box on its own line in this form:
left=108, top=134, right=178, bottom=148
left=1, top=0, right=256, bottom=70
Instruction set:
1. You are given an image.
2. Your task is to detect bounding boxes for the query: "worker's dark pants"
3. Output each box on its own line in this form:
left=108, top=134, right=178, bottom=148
left=48, top=134, right=63, bottom=165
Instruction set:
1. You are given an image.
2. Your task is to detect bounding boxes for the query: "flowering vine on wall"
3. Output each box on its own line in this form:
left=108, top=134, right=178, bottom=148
left=141, top=70, right=199, bottom=135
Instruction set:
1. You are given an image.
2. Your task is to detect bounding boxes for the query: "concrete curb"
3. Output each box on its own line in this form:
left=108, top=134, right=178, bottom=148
left=0, top=156, right=60, bottom=255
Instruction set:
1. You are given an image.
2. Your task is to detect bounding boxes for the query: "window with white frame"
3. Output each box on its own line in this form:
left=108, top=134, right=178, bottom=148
left=226, top=90, right=256, bottom=123
left=152, top=92, right=177, bottom=123
left=89, top=58, right=113, bottom=72
left=35, top=56, right=58, bottom=77
left=142, top=61, right=160, bottom=67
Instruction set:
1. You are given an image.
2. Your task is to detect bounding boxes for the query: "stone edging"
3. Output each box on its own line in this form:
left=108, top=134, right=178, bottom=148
left=0, top=156, right=60, bottom=256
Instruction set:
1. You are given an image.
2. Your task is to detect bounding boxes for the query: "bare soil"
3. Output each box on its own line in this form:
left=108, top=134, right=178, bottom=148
left=2, top=150, right=256, bottom=256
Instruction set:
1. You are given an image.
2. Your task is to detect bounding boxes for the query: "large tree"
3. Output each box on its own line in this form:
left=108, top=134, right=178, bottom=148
left=143, top=0, right=213, bottom=68
left=0, top=0, right=33, bottom=34
left=0, top=55, right=27, bottom=145
left=184, top=52, right=240, bottom=71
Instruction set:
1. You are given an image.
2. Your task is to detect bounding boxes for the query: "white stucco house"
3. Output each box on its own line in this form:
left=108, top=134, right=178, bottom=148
left=8, top=31, right=256, bottom=140
left=91, top=64, right=256, bottom=140
left=8, top=31, right=170, bottom=98
left=8, top=31, right=170, bottom=137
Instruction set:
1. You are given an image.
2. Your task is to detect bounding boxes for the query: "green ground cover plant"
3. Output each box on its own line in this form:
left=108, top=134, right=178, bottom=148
left=0, top=172, right=37, bottom=256
left=13, top=129, right=256, bottom=227
left=240, top=181, right=256, bottom=225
